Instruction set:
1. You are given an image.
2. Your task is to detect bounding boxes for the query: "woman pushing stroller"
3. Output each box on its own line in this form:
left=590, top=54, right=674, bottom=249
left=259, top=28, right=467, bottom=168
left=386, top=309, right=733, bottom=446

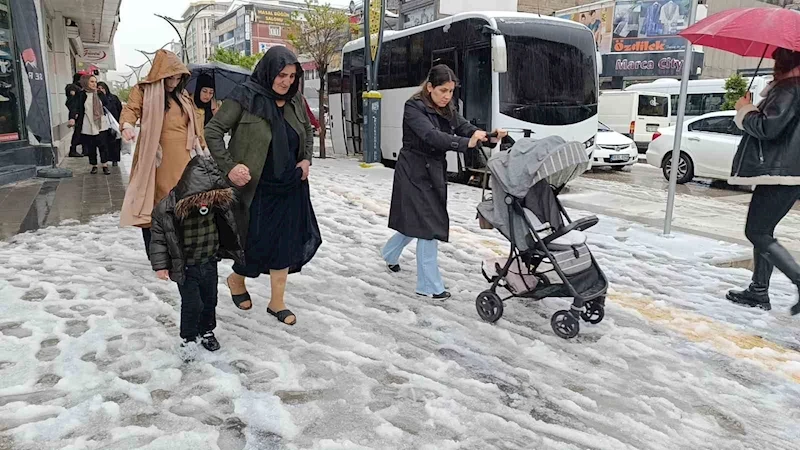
left=382, top=64, right=506, bottom=298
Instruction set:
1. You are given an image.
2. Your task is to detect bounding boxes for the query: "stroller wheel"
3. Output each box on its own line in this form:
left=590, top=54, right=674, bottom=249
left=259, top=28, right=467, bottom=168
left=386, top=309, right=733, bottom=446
left=476, top=291, right=504, bottom=323
left=551, top=310, right=580, bottom=339
left=581, top=302, right=605, bottom=325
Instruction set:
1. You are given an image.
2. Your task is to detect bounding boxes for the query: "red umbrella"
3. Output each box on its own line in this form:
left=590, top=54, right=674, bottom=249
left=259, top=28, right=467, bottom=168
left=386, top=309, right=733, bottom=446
left=679, top=7, right=800, bottom=58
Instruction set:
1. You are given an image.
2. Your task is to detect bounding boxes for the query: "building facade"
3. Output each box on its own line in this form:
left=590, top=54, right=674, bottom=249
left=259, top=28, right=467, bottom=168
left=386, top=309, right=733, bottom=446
left=212, top=3, right=300, bottom=56
left=181, top=1, right=231, bottom=64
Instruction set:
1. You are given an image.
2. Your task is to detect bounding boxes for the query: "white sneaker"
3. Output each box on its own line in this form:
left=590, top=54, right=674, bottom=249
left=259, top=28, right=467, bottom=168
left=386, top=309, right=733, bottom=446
left=177, top=338, right=200, bottom=362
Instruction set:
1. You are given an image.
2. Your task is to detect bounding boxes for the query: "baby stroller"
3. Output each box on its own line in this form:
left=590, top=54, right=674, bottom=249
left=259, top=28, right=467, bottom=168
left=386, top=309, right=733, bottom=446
left=475, top=135, right=608, bottom=339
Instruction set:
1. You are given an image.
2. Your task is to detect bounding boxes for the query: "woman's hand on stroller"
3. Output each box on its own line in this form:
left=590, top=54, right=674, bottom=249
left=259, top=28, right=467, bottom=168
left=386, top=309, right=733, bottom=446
left=469, top=130, right=489, bottom=148
left=490, top=129, right=508, bottom=143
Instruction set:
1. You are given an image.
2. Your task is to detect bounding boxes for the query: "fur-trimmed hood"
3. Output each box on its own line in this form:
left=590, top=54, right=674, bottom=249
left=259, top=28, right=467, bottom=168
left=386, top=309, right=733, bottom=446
left=172, top=156, right=236, bottom=218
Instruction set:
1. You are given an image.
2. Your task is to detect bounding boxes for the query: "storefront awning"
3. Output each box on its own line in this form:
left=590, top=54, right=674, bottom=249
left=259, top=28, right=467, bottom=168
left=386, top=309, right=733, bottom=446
left=45, top=0, right=121, bottom=44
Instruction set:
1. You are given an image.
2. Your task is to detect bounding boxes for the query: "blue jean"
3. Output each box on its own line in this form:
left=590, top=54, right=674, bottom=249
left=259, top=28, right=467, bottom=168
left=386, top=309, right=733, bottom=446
left=382, top=232, right=445, bottom=295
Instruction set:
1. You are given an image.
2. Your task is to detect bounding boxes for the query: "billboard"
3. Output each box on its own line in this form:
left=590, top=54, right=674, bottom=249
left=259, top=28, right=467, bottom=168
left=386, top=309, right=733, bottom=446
left=611, top=0, right=693, bottom=53
left=558, top=3, right=614, bottom=54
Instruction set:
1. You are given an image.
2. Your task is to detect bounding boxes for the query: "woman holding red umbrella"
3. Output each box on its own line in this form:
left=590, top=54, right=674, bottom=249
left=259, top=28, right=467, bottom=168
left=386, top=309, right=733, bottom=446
left=726, top=48, right=800, bottom=315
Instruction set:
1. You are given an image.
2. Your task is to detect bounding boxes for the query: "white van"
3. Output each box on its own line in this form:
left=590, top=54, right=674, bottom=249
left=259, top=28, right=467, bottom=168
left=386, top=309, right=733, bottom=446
left=598, top=90, right=671, bottom=151
left=625, top=76, right=772, bottom=124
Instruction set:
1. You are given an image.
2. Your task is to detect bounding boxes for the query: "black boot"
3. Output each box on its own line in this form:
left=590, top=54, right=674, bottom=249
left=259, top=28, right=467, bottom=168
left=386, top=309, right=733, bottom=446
left=727, top=250, right=772, bottom=310
left=762, top=242, right=800, bottom=315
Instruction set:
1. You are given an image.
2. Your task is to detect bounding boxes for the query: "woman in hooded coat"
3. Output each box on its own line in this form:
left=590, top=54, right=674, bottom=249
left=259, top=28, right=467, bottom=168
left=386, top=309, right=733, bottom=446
left=97, top=81, right=123, bottom=166
left=119, top=50, right=207, bottom=256
left=194, top=74, right=218, bottom=127
left=206, top=46, right=321, bottom=326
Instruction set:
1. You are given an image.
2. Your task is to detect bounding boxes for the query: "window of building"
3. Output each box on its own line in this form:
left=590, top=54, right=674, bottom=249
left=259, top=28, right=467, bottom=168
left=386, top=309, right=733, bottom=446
left=269, top=25, right=281, bottom=37
left=0, top=0, right=24, bottom=142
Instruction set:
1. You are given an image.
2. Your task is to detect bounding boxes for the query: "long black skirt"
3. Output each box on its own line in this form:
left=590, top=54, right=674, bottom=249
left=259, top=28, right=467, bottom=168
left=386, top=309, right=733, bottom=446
left=233, top=168, right=322, bottom=278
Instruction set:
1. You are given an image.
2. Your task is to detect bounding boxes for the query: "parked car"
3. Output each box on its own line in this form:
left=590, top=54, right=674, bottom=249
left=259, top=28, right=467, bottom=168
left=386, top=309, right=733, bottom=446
left=591, top=122, right=639, bottom=170
left=646, top=110, right=742, bottom=184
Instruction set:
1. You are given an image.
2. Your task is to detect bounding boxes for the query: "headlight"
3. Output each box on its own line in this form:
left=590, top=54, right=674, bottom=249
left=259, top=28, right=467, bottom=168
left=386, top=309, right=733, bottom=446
left=630, top=143, right=637, bottom=151
left=584, top=136, right=596, bottom=149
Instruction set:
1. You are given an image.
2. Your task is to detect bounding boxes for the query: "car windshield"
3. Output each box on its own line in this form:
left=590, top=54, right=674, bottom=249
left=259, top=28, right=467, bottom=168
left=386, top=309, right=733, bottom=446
left=598, top=122, right=611, bottom=132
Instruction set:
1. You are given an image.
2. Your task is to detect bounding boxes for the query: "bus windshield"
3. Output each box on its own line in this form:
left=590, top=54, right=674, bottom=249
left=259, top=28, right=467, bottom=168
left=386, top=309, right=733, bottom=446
left=497, top=19, right=598, bottom=126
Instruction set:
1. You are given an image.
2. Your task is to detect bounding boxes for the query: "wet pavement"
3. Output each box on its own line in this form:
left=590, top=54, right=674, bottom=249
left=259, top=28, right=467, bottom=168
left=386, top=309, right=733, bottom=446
left=583, top=163, right=800, bottom=209
left=0, top=156, right=126, bottom=240
left=561, top=163, right=800, bottom=268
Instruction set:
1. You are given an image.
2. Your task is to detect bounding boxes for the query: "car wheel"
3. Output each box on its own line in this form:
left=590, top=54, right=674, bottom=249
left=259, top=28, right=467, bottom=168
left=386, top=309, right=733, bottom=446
left=662, top=152, right=694, bottom=184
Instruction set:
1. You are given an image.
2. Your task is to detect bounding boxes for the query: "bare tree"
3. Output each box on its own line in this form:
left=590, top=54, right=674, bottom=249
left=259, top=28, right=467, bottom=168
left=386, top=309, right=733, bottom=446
left=289, top=0, right=350, bottom=159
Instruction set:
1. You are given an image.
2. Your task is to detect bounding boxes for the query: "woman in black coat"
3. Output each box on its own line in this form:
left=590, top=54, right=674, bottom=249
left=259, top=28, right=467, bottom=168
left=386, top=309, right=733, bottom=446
left=382, top=65, right=506, bottom=299
left=727, top=47, right=800, bottom=315
left=97, top=82, right=123, bottom=166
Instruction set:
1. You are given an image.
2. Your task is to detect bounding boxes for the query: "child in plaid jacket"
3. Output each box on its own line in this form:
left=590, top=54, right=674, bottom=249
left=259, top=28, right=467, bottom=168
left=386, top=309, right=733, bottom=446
left=150, top=154, right=244, bottom=358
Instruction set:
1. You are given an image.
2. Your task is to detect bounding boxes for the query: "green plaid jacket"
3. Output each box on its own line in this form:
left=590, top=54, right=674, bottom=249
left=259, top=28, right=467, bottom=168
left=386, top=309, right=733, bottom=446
left=182, top=212, right=219, bottom=266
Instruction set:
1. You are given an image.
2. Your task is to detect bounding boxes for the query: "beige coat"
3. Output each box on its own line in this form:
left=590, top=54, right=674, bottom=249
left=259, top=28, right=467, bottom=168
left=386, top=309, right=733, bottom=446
left=119, top=50, right=205, bottom=227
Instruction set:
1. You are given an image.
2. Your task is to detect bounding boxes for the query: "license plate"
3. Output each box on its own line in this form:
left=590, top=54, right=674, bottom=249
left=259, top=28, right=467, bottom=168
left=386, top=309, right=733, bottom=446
left=610, top=154, right=629, bottom=162
left=646, top=124, right=658, bottom=132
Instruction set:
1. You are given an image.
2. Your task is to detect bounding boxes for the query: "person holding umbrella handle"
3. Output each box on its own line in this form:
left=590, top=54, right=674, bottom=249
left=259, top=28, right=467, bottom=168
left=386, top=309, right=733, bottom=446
left=727, top=47, right=800, bottom=315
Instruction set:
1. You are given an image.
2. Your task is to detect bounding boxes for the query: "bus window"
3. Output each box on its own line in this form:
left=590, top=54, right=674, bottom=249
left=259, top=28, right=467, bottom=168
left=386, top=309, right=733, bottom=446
left=390, top=40, right=409, bottom=89
left=328, top=71, right=342, bottom=94
left=463, top=46, right=492, bottom=131
left=637, top=95, right=669, bottom=117
left=432, top=48, right=458, bottom=75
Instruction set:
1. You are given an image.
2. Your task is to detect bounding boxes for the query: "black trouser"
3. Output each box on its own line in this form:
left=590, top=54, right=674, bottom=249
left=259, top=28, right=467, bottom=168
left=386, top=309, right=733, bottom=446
left=107, top=132, right=121, bottom=162
left=142, top=228, right=151, bottom=260
left=745, top=185, right=800, bottom=285
left=70, top=128, right=81, bottom=153
left=177, top=260, right=219, bottom=340
left=81, top=132, right=109, bottom=166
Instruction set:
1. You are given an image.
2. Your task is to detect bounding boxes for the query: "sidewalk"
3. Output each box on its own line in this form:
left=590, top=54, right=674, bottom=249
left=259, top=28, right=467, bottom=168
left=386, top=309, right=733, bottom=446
left=0, top=156, right=126, bottom=241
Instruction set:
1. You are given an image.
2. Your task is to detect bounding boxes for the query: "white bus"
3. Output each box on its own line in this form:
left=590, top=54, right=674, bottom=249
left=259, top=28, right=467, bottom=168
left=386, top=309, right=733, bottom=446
left=624, top=76, right=772, bottom=124
left=326, top=12, right=600, bottom=180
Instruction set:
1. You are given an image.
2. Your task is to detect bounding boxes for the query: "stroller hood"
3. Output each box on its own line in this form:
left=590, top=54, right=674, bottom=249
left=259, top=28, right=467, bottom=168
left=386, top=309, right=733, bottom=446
left=488, top=135, right=589, bottom=199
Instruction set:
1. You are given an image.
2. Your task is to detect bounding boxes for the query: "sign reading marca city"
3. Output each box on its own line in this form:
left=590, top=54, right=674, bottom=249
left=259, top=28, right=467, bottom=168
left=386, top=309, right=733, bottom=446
left=602, top=51, right=704, bottom=77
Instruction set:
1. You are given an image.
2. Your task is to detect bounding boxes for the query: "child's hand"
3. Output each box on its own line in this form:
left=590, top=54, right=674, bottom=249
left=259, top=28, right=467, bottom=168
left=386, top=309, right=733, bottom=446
left=156, top=270, right=169, bottom=281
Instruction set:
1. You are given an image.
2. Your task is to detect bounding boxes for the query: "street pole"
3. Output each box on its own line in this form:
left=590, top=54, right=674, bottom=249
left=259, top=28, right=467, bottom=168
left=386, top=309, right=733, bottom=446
left=362, top=0, right=385, bottom=164
left=664, top=0, right=698, bottom=236
left=155, top=3, right=212, bottom=64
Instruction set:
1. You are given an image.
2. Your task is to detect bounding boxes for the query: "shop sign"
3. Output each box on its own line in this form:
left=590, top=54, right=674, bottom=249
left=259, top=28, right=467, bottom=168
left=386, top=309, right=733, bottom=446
left=255, top=8, right=291, bottom=25
left=612, top=36, right=686, bottom=53
left=601, top=51, right=704, bottom=77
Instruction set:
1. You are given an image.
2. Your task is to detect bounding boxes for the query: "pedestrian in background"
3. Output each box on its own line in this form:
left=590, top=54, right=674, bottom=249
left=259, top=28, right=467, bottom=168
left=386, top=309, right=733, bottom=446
left=119, top=50, right=206, bottom=260
left=206, top=46, right=321, bottom=326
left=66, top=73, right=83, bottom=157
left=97, top=81, right=123, bottom=167
left=193, top=74, right=218, bottom=127
left=67, top=75, right=111, bottom=175
left=727, top=47, right=800, bottom=315
left=382, top=64, right=506, bottom=299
